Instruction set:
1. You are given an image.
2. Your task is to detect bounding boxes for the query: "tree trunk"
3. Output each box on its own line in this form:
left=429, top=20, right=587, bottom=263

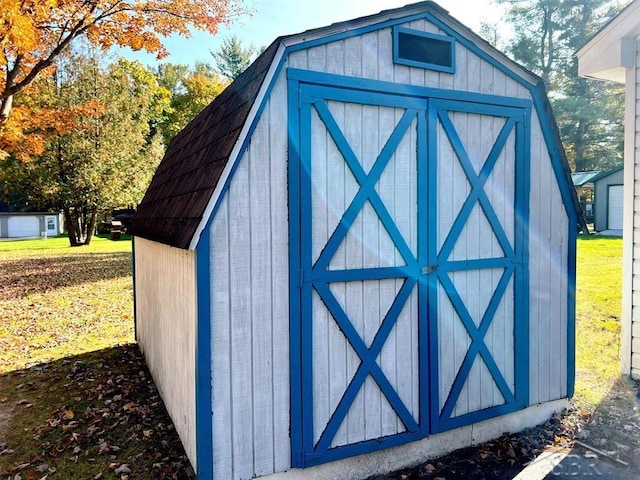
left=0, top=95, right=13, bottom=127
left=63, top=205, right=97, bottom=246
left=574, top=118, right=588, bottom=171
left=64, top=206, right=82, bottom=246
left=84, top=208, right=98, bottom=245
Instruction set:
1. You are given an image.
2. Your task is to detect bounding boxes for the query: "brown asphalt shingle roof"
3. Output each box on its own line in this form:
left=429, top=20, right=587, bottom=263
left=129, top=40, right=280, bottom=249
left=129, top=2, right=449, bottom=250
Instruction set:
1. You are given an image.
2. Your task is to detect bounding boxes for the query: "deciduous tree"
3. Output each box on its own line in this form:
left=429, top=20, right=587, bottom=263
left=0, top=54, right=166, bottom=245
left=156, top=62, right=228, bottom=144
left=0, top=0, right=241, bottom=158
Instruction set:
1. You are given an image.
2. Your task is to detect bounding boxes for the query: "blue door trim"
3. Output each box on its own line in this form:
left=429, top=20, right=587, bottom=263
left=514, top=108, right=531, bottom=406
left=435, top=110, right=518, bottom=261
left=312, top=279, right=420, bottom=453
left=436, top=268, right=518, bottom=425
left=288, top=76, right=304, bottom=468
left=308, top=99, right=419, bottom=271
left=288, top=68, right=532, bottom=110
left=427, top=97, right=530, bottom=434
left=289, top=69, right=531, bottom=467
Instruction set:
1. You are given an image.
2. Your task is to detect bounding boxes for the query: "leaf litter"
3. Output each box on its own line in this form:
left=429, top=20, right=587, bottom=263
left=366, top=377, right=640, bottom=479
left=0, top=344, right=194, bottom=479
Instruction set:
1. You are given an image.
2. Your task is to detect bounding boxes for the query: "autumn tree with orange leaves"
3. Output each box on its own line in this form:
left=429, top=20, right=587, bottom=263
left=0, top=0, right=241, bottom=158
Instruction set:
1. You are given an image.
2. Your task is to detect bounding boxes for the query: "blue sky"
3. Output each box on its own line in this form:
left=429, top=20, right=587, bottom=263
left=121, top=0, right=505, bottom=68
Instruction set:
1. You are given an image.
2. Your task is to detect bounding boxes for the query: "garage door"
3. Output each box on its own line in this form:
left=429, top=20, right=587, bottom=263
left=8, top=216, right=40, bottom=237
left=607, top=185, right=623, bottom=230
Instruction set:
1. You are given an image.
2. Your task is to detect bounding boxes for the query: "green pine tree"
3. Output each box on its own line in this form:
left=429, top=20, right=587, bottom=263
left=496, top=0, right=626, bottom=171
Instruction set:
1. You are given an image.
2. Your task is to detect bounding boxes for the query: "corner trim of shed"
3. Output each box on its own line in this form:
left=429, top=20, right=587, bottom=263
left=195, top=222, right=213, bottom=478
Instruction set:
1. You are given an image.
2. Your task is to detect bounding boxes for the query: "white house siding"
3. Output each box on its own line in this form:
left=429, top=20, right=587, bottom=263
left=631, top=37, right=640, bottom=379
left=133, top=237, right=197, bottom=465
left=207, top=17, right=571, bottom=480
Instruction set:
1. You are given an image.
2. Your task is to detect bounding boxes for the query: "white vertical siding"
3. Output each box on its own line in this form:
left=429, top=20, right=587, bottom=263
left=301, top=27, right=530, bottom=100
left=209, top=72, right=290, bottom=479
left=630, top=37, right=640, bottom=379
left=528, top=108, right=569, bottom=403
left=134, top=237, right=197, bottom=466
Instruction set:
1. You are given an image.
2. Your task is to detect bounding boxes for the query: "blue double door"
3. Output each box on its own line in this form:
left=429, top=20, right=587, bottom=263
left=288, top=70, right=530, bottom=467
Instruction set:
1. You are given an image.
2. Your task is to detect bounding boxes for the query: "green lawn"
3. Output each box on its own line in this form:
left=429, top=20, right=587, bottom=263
left=0, top=233, right=132, bottom=254
left=0, top=233, right=626, bottom=400
left=574, top=234, right=624, bottom=410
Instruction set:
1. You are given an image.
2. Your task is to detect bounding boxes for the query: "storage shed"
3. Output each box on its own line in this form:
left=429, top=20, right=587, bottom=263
left=592, top=166, right=624, bottom=232
left=571, top=170, right=601, bottom=223
left=130, top=2, right=579, bottom=479
left=577, top=0, right=640, bottom=380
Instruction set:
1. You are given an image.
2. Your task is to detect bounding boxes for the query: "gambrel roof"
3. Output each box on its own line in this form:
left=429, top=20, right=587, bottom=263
left=131, top=0, right=582, bottom=249
left=130, top=40, right=281, bottom=249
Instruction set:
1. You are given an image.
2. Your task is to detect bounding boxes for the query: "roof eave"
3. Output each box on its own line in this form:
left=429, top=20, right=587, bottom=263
left=188, top=41, right=288, bottom=250
left=577, top=0, right=640, bottom=83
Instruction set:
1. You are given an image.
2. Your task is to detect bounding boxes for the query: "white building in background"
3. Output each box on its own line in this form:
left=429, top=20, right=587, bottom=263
left=577, top=0, right=640, bottom=379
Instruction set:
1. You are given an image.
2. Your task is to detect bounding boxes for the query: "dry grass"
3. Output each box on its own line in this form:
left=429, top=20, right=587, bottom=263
left=0, top=235, right=134, bottom=374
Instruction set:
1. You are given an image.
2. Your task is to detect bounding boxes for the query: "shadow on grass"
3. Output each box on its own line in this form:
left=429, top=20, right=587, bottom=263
left=0, top=252, right=132, bottom=299
left=0, top=343, right=194, bottom=480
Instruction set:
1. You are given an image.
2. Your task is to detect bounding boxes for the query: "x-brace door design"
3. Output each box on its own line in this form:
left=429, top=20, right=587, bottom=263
left=427, top=99, right=530, bottom=434
left=288, top=71, right=530, bottom=468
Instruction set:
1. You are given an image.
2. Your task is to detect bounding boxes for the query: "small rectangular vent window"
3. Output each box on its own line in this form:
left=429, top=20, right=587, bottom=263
left=393, top=27, right=455, bottom=73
